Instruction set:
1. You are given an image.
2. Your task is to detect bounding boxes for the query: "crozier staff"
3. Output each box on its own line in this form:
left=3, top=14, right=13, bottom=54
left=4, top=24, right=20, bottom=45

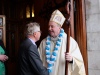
left=65, top=1, right=71, bottom=75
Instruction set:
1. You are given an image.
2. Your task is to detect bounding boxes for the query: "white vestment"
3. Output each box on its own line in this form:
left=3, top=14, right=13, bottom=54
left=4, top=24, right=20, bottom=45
left=38, top=32, right=86, bottom=75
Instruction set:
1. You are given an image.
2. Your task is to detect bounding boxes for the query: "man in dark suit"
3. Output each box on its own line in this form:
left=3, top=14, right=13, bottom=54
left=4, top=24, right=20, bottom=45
left=18, top=22, right=49, bottom=75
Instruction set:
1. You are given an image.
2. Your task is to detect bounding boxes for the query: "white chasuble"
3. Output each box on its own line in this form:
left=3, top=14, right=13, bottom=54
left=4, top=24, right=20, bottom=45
left=38, top=32, right=86, bottom=75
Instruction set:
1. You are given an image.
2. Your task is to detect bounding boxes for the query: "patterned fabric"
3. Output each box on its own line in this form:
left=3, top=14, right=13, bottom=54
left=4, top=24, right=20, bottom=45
left=50, top=9, right=65, bottom=27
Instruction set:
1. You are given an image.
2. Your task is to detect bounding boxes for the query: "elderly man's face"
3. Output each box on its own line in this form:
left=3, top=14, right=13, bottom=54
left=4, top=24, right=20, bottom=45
left=48, top=21, right=61, bottom=37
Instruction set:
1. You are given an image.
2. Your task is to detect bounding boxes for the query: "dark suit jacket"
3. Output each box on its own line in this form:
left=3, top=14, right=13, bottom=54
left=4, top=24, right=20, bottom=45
left=18, top=38, right=48, bottom=75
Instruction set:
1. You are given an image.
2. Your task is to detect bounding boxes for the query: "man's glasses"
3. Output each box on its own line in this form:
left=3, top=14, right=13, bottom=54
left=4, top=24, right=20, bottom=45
left=37, top=31, right=42, bottom=34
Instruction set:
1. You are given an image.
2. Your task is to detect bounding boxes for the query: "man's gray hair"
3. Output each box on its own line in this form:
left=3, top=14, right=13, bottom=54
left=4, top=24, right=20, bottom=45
left=26, top=22, right=40, bottom=36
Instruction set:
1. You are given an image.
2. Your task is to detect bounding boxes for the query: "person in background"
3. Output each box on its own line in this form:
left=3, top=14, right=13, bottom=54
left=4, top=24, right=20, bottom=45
left=38, top=9, right=86, bottom=75
left=18, top=22, right=49, bottom=75
left=0, top=40, right=8, bottom=75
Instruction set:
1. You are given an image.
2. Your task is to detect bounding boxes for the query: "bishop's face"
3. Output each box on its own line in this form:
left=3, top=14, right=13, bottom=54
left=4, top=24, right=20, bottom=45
left=48, top=21, right=61, bottom=38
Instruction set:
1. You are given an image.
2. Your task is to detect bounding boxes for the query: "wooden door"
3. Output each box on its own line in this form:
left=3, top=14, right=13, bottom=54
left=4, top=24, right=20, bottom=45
left=74, top=0, right=88, bottom=75
left=64, top=0, right=88, bottom=75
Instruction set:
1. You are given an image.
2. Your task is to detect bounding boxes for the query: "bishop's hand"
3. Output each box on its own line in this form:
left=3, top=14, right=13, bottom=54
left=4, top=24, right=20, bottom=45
left=65, top=52, right=73, bottom=63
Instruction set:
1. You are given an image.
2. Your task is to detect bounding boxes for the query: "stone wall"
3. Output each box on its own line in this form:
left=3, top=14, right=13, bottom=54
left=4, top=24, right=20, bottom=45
left=85, top=0, right=100, bottom=75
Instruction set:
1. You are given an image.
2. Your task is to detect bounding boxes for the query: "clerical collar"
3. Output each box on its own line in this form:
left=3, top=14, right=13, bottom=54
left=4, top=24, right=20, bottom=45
left=50, top=36, right=59, bottom=41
